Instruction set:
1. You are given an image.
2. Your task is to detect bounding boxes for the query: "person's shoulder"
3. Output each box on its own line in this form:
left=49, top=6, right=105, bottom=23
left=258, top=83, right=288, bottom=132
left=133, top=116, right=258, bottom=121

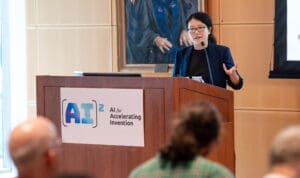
left=129, top=155, right=161, bottom=178
left=195, top=156, right=234, bottom=178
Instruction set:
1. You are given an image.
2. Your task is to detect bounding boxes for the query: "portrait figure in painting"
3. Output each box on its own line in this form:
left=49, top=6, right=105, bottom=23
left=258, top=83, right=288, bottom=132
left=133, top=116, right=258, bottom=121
left=126, top=0, right=199, bottom=64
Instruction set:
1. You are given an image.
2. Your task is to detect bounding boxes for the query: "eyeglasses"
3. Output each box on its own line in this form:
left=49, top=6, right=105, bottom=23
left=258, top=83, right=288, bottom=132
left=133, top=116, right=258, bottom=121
left=188, top=26, right=206, bottom=33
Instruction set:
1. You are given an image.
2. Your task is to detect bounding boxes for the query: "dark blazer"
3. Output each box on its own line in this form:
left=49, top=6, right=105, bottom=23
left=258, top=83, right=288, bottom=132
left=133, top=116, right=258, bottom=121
left=172, top=43, right=243, bottom=90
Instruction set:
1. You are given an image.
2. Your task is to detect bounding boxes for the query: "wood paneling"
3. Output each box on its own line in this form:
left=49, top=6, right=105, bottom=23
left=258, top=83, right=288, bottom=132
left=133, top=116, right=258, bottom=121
left=212, top=24, right=220, bottom=44
left=219, top=0, right=274, bottom=23
left=235, top=111, right=300, bottom=178
left=206, top=0, right=220, bottom=24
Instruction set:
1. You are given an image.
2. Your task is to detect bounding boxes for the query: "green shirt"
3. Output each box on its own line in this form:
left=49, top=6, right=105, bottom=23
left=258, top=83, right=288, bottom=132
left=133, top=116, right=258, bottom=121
left=129, top=155, right=234, bottom=178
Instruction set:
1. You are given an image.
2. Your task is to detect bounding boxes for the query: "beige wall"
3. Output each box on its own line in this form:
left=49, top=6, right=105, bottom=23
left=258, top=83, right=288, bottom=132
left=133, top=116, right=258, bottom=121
left=26, top=0, right=300, bottom=177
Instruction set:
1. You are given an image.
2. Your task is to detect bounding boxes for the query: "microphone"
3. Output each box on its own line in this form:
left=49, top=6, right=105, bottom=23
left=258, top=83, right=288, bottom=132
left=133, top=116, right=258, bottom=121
left=201, top=41, right=214, bottom=85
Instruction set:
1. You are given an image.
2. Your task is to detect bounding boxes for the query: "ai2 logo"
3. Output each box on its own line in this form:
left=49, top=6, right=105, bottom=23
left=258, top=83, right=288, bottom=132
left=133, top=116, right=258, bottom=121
left=61, top=99, right=105, bottom=128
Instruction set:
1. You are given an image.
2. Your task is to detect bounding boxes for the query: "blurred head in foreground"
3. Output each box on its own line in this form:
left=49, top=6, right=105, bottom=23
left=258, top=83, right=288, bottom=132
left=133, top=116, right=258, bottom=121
left=264, top=125, right=300, bottom=178
left=8, top=116, right=61, bottom=178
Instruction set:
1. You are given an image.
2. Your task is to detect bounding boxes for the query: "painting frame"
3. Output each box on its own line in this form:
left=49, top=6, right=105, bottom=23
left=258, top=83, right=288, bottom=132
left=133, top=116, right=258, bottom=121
left=116, top=0, right=206, bottom=72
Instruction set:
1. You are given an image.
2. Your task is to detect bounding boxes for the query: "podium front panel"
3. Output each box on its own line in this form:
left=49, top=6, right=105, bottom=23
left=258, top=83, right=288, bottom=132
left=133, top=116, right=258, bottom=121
left=37, top=76, right=235, bottom=177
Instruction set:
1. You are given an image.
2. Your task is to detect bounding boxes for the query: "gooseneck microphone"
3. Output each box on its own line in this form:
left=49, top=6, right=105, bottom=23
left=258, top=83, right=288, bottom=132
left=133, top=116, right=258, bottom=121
left=201, top=41, right=214, bottom=85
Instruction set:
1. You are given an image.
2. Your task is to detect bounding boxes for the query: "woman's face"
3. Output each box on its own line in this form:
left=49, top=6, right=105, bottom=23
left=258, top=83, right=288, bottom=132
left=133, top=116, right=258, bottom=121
left=188, top=18, right=211, bottom=47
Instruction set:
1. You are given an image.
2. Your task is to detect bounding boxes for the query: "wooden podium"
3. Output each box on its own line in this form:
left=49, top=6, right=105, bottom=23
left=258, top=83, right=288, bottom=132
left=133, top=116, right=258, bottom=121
left=36, top=76, right=234, bottom=178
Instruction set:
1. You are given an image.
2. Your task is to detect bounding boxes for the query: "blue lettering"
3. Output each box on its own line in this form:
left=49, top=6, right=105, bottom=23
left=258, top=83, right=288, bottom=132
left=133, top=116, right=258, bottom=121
left=99, top=104, right=104, bottom=112
left=81, top=103, right=94, bottom=124
left=65, top=103, right=81, bottom=123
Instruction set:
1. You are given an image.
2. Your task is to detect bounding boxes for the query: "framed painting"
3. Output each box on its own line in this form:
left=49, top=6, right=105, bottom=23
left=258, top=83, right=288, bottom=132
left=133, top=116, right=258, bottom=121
left=117, top=0, right=206, bottom=72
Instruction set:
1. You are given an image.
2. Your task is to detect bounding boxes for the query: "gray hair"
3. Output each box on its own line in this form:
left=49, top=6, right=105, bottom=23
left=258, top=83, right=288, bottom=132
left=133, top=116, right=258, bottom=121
left=270, top=125, right=300, bottom=166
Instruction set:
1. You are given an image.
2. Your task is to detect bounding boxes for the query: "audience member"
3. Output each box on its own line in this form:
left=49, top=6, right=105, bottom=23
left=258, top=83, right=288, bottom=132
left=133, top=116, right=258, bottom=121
left=129, top=101, right=234, bottom=178
left=8, top=116, right=61, bottom=178
left=263, top=126, right=300, bottom=178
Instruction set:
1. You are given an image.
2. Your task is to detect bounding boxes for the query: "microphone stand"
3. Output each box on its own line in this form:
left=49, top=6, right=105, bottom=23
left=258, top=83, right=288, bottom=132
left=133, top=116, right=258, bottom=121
left=201, top=42, right=214, bottom=85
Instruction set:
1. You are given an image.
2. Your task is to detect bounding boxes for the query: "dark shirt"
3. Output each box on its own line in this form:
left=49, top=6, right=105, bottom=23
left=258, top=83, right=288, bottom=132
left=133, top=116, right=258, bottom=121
left=187, top=48, right=211, bottom=83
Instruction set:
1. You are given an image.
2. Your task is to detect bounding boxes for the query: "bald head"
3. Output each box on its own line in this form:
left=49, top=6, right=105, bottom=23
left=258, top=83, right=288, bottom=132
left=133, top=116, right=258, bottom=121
left=270, top=126, right=300, bottom=166
left=8, top=116, right=60, bottom=168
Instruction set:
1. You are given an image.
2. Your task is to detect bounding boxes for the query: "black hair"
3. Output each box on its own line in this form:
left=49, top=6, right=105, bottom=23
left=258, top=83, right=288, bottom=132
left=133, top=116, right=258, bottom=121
left=186, top=12, right=217, bottom=44
left=160, top=102, right=222, bottom=168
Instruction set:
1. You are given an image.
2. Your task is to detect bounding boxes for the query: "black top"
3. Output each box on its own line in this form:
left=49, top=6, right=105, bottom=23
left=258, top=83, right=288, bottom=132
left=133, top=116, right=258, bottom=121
left=186, top=48, right=210, bottom=83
